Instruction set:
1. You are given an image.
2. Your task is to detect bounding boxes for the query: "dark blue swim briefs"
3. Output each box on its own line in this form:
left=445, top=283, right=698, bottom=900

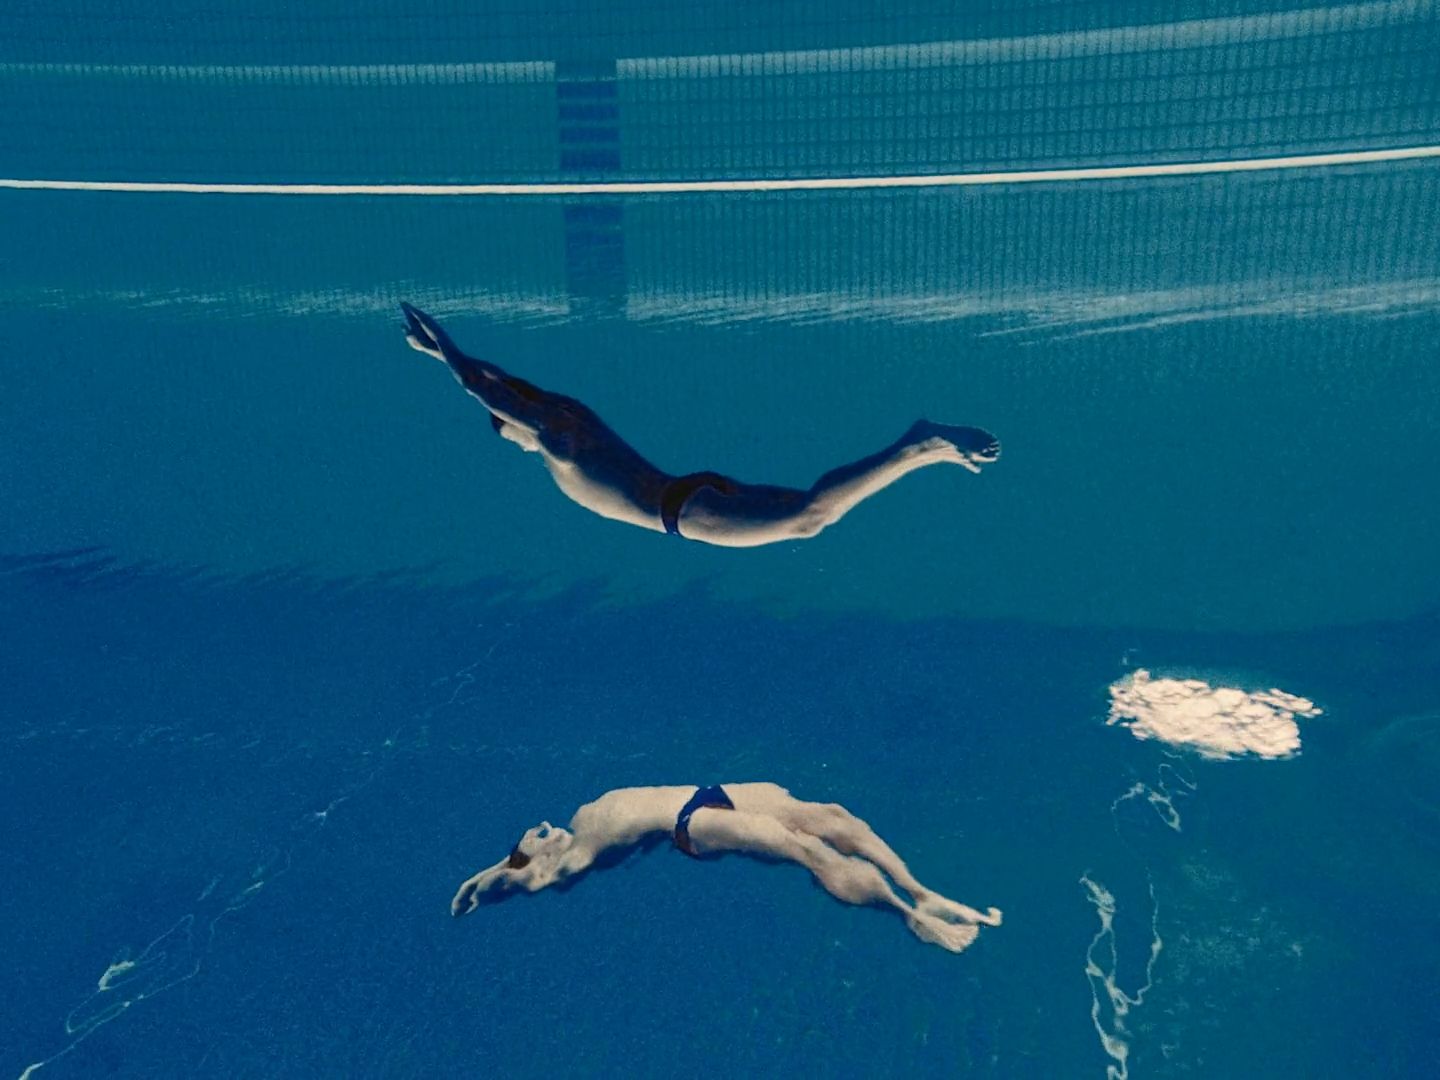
left=673, top=784, right=736, bottom=856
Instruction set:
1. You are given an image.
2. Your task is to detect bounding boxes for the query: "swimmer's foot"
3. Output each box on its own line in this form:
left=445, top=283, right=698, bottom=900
left=401, top=301, right=455, bottom=362
left=905, top=420, right=1001, bottom=474
left=917, top=893, right=1004, bottom=927
left=906, top=910, right=981, bottom=953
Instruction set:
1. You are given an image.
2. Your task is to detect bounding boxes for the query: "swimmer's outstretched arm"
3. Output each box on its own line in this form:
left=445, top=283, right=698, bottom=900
left=450, top=823, right=606, bottom=915
left=676, top=420, right=1001, bottom=547
left=451, top=787, right=690, bottom=915
left=803, top=419, right=1000, bottom=530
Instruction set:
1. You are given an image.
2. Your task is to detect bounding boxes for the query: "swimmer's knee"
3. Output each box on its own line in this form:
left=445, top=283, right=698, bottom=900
left=827, top=860, right=891, bottom=905
left=817, top=801, right=856, bottom=823
left=793, top=802, right=859, bottom=839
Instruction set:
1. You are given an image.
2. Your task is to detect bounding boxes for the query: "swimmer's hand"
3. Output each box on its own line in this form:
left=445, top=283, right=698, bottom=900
left=906, top=420, right=1002, bottom=474
left=451, top=862, right=512, bottom=916
left=452, top=878, right=481, bottom=917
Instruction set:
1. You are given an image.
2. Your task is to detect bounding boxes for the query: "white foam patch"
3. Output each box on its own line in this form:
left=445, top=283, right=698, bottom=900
left=1107, top=669, right=1320, bottom=760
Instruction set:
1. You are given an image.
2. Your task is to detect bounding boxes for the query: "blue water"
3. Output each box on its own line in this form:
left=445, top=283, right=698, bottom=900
left=4, top=3, right=1440, bottom=1077
left=3, top=556, right=1438, bottom=1076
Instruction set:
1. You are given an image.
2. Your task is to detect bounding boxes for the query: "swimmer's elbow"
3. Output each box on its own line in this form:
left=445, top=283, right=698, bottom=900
left=789, top=509, right=829, bottom=540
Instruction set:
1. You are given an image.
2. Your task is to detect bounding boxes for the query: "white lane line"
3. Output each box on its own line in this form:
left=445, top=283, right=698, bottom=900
left=3, top=145, right=1438, bottom=197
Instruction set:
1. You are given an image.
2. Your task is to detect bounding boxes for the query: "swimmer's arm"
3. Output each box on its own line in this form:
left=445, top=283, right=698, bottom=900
left=450, top=842, right=604, bottom=916
left=450, top=857, right=511, bottom=915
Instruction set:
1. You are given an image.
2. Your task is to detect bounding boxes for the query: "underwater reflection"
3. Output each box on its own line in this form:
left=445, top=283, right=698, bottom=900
left=450, top=782, right=1001, bottom=953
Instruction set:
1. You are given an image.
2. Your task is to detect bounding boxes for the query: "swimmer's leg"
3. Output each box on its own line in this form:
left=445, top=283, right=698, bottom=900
left=778, top=800, right=1002, bottom=928
left=401, top=302, right=552, bottom=430
left=694, top=809, right=984, bottom=953
left=401, top=300, right=463, bottom=361
left=795, top=837, right=983, bottom=952
left=779, top=800, right=930, bottom=894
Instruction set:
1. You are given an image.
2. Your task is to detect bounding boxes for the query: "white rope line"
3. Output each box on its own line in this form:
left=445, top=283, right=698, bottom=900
left=3, top=145, right=1437, bottom=197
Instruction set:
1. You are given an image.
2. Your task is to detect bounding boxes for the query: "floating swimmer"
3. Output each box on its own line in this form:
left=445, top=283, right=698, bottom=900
left=402, top=303, right=999, bottom=546
left=450, top=782, right=1002, bottom=953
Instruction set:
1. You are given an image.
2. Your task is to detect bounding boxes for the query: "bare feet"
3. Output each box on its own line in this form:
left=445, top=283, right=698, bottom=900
left=907, top=910, right=982, bottom=952
left=401, top=301, right=456, bottom=362
left=916, top=893, right=1004, bottom=926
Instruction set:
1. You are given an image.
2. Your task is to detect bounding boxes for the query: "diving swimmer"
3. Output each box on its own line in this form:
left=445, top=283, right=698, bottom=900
left=401, top=303, right=1000, bottom=547
left=450, top=782, right=1003, bottom=953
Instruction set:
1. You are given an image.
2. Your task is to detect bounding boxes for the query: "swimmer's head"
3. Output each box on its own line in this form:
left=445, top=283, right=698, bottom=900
left=506, top=822, right=574, bottom=881
left=452, top=822, right=577, bottom=915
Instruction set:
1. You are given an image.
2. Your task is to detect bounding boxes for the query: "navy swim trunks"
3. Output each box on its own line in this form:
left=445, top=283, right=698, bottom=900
left=660, top=472, right=740, bottom=537
left=673, top=784, right=736, bottom=856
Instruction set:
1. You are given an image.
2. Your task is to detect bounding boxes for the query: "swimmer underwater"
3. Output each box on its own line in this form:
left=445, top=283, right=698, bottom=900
left=402, top=303, right=1000, bottom=546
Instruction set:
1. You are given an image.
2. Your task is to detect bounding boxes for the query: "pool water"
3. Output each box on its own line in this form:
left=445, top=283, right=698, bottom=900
left=3, top=3, right=1439, bottom=1077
